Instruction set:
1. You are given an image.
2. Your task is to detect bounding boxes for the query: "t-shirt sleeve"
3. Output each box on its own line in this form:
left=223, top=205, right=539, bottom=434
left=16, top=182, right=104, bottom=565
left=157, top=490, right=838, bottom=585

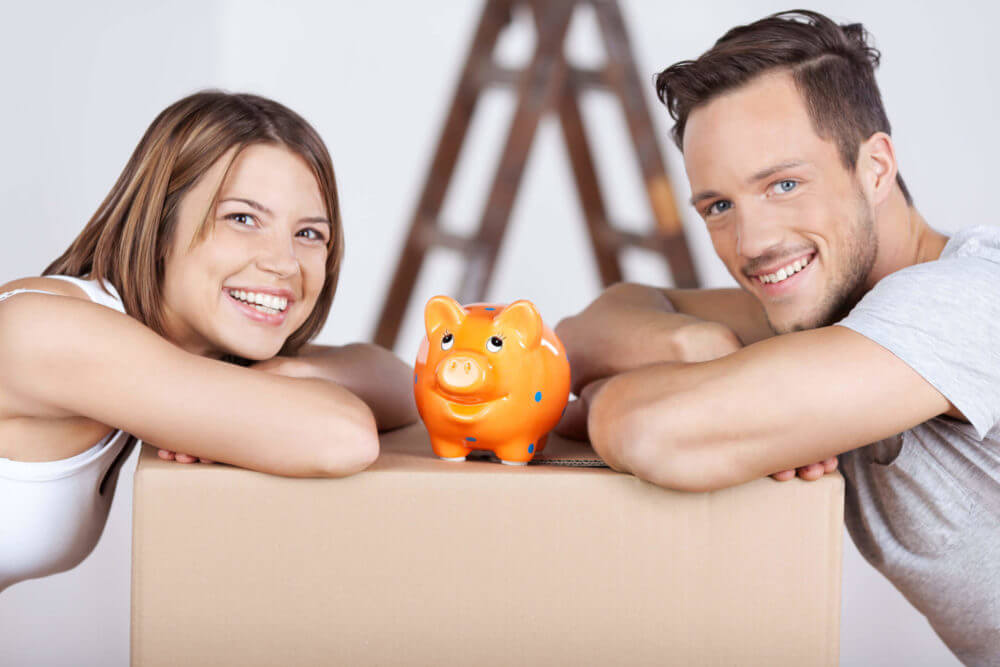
left=836, top=233, right=1000, bottom=439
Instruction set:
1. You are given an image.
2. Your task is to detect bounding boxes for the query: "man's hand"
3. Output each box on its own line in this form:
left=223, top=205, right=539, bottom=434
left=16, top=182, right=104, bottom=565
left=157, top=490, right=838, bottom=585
left=771, top=457, right=839, bottom=482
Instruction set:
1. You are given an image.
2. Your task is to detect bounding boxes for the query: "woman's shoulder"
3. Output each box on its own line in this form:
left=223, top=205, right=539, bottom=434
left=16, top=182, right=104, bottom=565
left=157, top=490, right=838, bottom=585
left=0, top=276, right=91, bottom=301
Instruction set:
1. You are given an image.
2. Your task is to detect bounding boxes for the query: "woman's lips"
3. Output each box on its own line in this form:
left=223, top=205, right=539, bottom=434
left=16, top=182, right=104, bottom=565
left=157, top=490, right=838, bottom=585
left=223, top=289, right=288, bottom=326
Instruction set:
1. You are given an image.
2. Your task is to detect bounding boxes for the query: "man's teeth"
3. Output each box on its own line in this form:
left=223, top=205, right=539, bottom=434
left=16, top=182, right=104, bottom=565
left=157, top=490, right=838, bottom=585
left=227, top=289, right=288, bottom=314
left=758, top=256, right=812, bottom=285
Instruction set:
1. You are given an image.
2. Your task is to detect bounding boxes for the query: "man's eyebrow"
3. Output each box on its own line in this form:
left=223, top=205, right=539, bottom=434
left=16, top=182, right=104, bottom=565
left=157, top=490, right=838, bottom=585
left=690, top=190, right=722, bottom=207
left=746, top=160, right=807, bottom=185
left=220, top=197, right=331, bottom=226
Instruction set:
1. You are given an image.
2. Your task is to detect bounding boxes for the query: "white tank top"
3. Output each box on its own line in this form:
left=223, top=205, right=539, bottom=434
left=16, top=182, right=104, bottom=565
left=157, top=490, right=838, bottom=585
left=0, top=275, right=138, bottom=592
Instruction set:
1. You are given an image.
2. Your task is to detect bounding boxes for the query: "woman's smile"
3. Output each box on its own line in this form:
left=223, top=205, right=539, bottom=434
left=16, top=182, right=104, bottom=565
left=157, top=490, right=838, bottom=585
left=223, top=286, right=295, bottom=326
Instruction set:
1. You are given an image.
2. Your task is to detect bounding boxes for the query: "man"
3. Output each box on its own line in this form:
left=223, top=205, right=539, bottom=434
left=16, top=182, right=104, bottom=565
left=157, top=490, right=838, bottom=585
left=556, top=10, right=999, bottom=665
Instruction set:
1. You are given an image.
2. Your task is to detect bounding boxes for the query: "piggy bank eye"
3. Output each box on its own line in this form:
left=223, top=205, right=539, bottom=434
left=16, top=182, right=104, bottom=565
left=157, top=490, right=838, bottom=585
left=486, top=336, right=503, bottom=353
left=441, top=332, right=454, bottom=350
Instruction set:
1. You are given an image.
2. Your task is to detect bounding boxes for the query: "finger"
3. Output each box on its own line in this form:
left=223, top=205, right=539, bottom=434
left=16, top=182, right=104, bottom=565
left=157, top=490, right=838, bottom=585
left=158, top=449, right=176, bottom=461
left=771, top=469, right=796, bottom=481
left=175, top=453, right=198, bottom=464
left=797, top=463, right=826, bottom=481
left=822, top=457, right=839, bottom=473
left=555, top=399, right=589, bottom=441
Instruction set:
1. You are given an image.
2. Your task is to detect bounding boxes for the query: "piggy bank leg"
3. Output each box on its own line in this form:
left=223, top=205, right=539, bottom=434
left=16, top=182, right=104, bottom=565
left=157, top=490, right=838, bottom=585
left=534, top=434, right=549, bottom=454
left=430, top=437, right=472, bottom=462
left=494, top=439, right=539, bottom=466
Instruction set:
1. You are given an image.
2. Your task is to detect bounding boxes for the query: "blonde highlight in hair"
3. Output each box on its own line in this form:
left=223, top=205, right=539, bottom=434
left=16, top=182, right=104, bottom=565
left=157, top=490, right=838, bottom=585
left=44, top=91, right=344, bottom=356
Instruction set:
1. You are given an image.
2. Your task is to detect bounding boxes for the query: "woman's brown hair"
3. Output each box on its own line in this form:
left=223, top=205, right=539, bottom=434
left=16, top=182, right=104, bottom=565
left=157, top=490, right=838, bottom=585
left=44, top=90, right=344, bottom=356
left=655, top=9, right=912, bottom=205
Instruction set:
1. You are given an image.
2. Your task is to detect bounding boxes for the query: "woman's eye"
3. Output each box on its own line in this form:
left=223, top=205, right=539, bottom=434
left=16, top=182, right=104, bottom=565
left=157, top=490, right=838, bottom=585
left=227, top=213, right=256, bottom=226
left=486, top=336, right=503, bottom=353
left=441, top=333, right=454, bottom=350
left=772, top=179, right=798, bottom=194
left=297, top=228, right=327, bottom=243
left=705, top=200, right=732, bottom=217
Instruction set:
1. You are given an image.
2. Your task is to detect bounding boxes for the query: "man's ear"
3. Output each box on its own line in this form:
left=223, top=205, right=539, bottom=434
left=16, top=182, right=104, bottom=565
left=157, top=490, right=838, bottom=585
left=424, top=295, right=466, bottom=337
left=496, top=300, right=543, bottom=349
left=858, top=132, right=899, bottom=207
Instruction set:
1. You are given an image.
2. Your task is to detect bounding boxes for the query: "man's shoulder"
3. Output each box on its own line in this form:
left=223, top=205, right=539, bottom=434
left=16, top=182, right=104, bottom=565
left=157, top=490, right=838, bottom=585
left=941, top=224, right=1000, bottom=263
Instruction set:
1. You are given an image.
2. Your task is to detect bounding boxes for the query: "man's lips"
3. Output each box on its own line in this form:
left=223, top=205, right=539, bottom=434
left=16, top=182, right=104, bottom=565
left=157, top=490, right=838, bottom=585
left=749, top=252, right=817, bottom=296
left=745, top=251, right=816, bottom=280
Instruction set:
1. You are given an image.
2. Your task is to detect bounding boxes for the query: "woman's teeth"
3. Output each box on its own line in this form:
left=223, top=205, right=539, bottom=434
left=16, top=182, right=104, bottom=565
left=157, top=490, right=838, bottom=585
left=227, top=289, right=288, bottom=314
left=758, top=256, right=812, bottom=285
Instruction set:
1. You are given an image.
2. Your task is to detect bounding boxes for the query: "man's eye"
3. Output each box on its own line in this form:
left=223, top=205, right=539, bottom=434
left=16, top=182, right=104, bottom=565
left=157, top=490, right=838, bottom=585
left=772, top=180, right=798, bottom=194
left=706, top=200, right=732, bottom=217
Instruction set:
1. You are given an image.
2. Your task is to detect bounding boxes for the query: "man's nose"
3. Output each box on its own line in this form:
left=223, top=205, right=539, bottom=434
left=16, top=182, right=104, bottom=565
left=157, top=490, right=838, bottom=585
left=734, top=203, right=785, bottom=260
left=255, top=234, right=299, bottom=279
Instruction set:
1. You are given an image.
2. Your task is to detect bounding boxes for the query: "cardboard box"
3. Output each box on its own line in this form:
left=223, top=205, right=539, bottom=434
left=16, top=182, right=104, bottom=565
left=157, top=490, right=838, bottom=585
left=132, top=425, right=843, bottom=666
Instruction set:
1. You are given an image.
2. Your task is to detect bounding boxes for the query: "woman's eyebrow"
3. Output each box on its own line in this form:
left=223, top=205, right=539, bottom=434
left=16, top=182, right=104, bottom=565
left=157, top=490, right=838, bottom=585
left=300, top=216, right=332, bottom=227
left=220, top=197, right=330, bottom=226
left=220, top=197, right=272, bottom=215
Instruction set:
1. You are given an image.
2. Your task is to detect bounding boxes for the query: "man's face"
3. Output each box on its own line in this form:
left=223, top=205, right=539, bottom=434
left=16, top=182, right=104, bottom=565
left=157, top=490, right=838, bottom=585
left=683, top=70, right=877, bottom=334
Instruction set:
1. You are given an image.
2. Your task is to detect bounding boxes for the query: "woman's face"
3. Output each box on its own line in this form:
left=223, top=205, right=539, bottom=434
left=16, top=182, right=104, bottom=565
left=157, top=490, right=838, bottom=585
left=160, top=143, right=332, bottom=360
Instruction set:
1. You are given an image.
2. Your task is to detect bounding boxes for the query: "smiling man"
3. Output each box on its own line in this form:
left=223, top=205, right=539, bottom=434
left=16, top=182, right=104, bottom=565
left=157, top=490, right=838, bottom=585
left=555, top=10, right=1000, bottom=663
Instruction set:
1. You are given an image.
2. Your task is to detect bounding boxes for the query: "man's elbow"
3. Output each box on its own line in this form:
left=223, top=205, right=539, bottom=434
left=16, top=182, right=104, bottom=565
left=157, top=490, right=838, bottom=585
left=590, top=389, right=733, bottom=493
left=623, top=435, right=734, bottom=493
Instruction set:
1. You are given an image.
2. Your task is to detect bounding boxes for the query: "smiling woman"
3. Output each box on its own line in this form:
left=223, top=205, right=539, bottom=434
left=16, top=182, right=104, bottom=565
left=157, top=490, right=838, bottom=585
left=0, top=91, right=417, bottom=592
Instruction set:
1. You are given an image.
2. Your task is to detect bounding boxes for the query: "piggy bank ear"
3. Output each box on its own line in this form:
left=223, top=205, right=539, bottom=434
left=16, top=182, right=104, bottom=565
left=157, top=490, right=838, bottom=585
left=496, top=300, right=542, bottom=349
left=424, top=295, right=467, bottom=337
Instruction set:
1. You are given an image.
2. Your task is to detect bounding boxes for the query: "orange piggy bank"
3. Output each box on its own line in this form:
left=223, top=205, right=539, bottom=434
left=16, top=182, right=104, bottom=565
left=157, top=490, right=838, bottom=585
left=414, top=296, right=571, bottom=465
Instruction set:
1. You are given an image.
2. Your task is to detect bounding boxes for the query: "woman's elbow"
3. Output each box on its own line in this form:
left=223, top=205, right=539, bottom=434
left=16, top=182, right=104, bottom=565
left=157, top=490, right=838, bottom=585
left=312, top=410, right=380, bottom=478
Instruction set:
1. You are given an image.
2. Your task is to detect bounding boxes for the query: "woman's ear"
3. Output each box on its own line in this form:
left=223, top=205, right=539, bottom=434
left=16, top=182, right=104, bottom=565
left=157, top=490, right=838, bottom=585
left=424, top=295, right=467, bottom=337
left=858, top=132, right=899, bottom=207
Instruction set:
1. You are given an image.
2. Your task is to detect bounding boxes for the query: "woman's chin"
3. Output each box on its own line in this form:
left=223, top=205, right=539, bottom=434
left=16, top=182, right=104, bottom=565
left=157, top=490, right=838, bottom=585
left=216, top=340, right=285, bottom=363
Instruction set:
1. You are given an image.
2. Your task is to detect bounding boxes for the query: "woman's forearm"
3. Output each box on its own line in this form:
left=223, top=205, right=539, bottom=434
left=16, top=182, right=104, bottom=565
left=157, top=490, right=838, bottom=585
left=294, top=343, right=419, bottom=432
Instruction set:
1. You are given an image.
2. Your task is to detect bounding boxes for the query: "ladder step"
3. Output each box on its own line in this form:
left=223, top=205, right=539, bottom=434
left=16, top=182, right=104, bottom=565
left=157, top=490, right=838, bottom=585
left=613, top=228, right=677, bottom=252
left=479, top=63, right=608, bottom=89
left=423, top=227, right=473, bottom=253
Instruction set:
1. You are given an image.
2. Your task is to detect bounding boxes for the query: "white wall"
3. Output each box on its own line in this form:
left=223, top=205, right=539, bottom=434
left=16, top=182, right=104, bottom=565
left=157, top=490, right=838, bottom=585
left=2, top=1, right=996, bottom=664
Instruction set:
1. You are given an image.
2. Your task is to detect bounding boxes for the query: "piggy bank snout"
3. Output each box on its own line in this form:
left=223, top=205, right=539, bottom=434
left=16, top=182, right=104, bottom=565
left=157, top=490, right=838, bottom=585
left=436, top=353, right=490, bottom=394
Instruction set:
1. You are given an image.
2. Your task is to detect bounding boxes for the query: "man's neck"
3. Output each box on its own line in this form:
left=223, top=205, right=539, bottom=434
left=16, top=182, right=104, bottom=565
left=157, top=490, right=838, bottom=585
left=865, top=189, right=949, bottom=290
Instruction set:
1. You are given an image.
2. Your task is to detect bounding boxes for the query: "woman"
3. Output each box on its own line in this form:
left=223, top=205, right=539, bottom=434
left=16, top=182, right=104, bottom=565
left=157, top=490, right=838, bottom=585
left=0, top=91, right=416, bottom=591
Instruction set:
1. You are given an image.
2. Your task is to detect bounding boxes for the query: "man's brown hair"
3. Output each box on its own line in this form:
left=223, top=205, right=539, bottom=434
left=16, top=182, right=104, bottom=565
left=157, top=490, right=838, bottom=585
left=655, top=9, right=912, bottom=204
left=45, top=91, right=344, bottom=356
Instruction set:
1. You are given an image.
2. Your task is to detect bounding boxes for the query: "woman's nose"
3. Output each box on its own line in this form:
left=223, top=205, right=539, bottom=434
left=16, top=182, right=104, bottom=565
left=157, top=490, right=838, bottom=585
left=255, top=236, right=299, bottom=278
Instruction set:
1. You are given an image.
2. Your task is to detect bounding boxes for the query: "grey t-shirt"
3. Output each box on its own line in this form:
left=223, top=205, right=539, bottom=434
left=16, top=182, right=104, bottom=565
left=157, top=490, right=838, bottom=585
left=837, top=225, right=1000, bottom=666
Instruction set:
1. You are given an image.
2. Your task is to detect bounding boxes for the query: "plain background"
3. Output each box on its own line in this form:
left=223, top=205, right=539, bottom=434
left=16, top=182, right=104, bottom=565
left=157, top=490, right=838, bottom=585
left=1, top=1, right=996, bottom=664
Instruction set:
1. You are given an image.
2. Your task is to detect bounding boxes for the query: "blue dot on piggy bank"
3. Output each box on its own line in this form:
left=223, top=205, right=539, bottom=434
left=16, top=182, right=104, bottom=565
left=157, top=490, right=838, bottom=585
left=534, top=391, right=542, bottom=402
left=528, top=443, right=535, bottom=453
left=414, top=374, right=418, bottom=384
left=465, top=437, right=477, bottom=442
left=484, top=307, right=495, bottom=311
